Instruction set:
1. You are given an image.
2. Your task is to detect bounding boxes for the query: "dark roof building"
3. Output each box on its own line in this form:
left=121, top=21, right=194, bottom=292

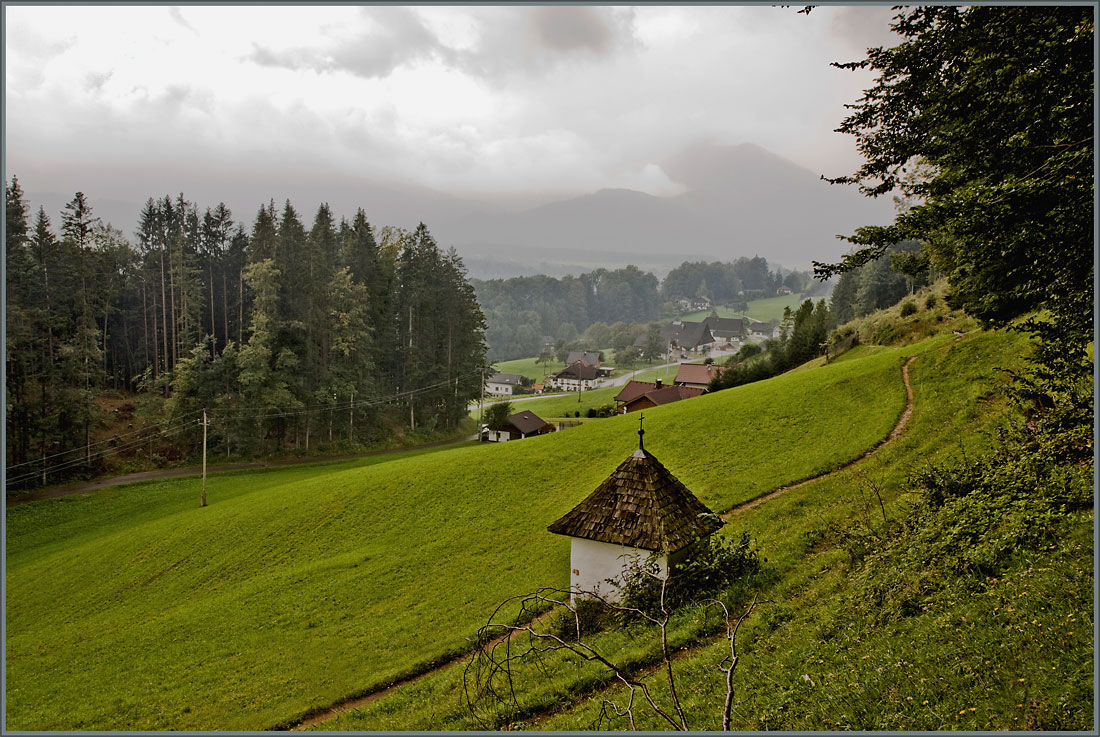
left=635, top=320, right=715, bottom=352
left=675, top=363, right=725, bottom=388
left=614, top=379, right=660, bottom=405
left=507, top=410, right=553, bottom=436
left=553, top=361, right=600, bottom=382
left=622, top=385, right=706, bottom=413
left=566, top=350, right=602, bottom=367
left=548, top=435, right=723, bottom=553
left=487, top=372, right=524, bottom=386
left=703, top=314, right=748, bottom=341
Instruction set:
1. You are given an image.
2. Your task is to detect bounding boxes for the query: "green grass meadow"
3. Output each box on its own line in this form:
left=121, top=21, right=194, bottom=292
left=8, top=340, right=917, bottom=730
left=309, top=329, right=1089, bottom=732
left=680, top=292, right=812, bottom=324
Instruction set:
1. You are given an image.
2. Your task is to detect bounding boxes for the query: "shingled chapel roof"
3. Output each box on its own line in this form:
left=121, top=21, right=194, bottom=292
left=547, top=442, right=723, bottom=553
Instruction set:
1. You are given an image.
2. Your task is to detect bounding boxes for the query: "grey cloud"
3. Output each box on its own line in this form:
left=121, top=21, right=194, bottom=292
left=529, top=6, right=613, bottom=54
left=248, top=7, right=446, bottom=79
left=451, top=7, right=635, bottom=83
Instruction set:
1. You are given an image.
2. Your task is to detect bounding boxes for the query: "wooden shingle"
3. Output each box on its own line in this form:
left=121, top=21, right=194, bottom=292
left=547, top=448, right=723, bottom=552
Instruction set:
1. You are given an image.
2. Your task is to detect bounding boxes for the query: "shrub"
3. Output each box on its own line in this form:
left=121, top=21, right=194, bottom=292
left=924, top=293, right=938, bottom=309
left=873, top=322, right=898, bottom=344
left=617, top=532, right=762, bottom=616
left=548, top=597, right=615, bottom=641
left=899, top=300, right=918, bottom=317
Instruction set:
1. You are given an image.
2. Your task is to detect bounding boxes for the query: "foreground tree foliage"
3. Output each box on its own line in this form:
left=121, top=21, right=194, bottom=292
left=5, top=184, right=487, bottom=487
left=818, top=6, right=1093, bottom=390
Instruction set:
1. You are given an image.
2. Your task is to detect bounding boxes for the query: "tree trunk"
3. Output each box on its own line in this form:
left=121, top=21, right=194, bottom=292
left=209, top=261, right=217, bottom=358
left=160, top=241, right=170, bottom=376
left=222, top=271, right=229, bottom=349
left=169, top=244, right=178, bottom=370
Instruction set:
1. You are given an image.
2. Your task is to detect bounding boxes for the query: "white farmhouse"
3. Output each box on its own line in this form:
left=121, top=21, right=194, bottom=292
left=547, top=421, right=724, bottom=601
left=546, top=361, right=600, bottom=391
left=486, top=372, right=525, bottom=396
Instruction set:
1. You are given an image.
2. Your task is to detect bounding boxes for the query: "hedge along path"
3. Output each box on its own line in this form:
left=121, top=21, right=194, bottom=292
left=290, top=354, right=920, bottom=731
left=720, top=354, right=917, bottom=520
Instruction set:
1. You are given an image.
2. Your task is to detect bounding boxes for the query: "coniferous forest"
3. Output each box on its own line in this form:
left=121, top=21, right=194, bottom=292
left=4, top=181, right=487, bottom=488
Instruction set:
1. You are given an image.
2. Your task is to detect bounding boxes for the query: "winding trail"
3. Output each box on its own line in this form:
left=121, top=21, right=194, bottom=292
left=285, top=354, right=920, bottom=731
left=720, top=354, right=916, bottom=520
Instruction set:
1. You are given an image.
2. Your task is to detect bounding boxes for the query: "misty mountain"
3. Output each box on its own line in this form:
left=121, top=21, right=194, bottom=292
left=434, top=143, right=895, bottom=271
left=20, top=142, right=893, bottom=275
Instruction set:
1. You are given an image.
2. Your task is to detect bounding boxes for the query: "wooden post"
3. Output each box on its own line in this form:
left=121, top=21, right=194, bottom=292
left=478, top=369, right=485, bottom=438
left=200, top=409, right=208, bottom=507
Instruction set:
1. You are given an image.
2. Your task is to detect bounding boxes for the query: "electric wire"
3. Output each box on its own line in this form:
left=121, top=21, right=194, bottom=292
left=6, top=370, right=487, bottom=485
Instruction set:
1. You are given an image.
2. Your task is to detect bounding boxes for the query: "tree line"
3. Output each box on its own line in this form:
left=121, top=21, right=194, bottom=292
left=709, top=298, right=833, bottom=391
left=5, top=179, right=486, bottom=487
left=475, top=256, right=822, bottom=362
left=660, top=257, right=825, bottom=305
left=474, top=266, right=661, bottom=362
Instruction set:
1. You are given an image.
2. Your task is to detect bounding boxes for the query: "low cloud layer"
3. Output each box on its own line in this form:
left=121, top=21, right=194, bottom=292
left=5, top=6, right=901, bottom=215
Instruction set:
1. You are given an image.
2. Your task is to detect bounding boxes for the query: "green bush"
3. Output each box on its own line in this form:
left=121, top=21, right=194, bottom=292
left=617, top=532, right=762, bottom=617
left=900, top=300, right=918, bottom=317
left=924, top=293, right=938, bottom=309
left=548, top=597, right=616, bottom=641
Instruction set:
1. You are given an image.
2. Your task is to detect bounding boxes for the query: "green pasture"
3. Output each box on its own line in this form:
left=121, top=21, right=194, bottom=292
left=680, top=293, right=811, bottom=324
left=475, top=364, right=687, bottom=420
left=313, top=329, right=1083, bottom=731
left=492, top=351, right=670, bottom=383
left=8, top=338, right=916, bottom=730
left=491, top=355, right=566, bottom=381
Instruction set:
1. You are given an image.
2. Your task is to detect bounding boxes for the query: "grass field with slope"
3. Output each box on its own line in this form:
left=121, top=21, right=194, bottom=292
left=312, top=329, right=1084, bottom=731
left=9, top=342, right=916, bottom=730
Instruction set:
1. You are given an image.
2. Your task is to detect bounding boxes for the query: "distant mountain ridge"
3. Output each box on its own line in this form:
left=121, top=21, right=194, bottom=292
left=20, top=142, right=893, bottom=274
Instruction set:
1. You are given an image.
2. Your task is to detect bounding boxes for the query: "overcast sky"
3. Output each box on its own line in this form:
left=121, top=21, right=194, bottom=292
left=5, top=4, right=899, bottom=210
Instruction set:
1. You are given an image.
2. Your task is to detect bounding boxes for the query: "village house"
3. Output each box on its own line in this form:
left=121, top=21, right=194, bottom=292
left=747, top=321, right=779, bottom=341
left=702, top=312, right=748, bottom=348
left=565, top=350, right=613, bottom=378
left=565, top=350, right=602, bottom=367
left=676, top=296, right=712, bottom=311
left=613, top=378, right=706, bottom=413
left=633, top=320, right=715, bottom=356
left=674, top=362, right=725, bottom=390
left=547, top=420, right=724, bottom=601
left=547, top=360, right=600, bottom=391
left=484, top=410, right=555, bottom=442
left=485, top=373, right=525, bottom=396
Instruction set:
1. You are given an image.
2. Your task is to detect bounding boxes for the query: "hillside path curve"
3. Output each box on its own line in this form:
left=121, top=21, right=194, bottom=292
left=289, top=354, right=919, bottom=731
left=720, top=354, right=917, bottom=520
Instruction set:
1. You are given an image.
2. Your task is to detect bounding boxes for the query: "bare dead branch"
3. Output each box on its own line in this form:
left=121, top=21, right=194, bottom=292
left=707, top=593, right=759, bottom=731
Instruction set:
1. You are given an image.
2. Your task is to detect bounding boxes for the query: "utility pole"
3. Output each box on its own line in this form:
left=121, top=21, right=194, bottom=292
left=200, top=408, right=208, bottom=507
left=478, top=368, right=485, bottom=438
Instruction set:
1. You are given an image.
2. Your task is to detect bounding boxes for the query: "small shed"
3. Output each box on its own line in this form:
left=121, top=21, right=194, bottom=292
left=547, top=420, right=723, bottom=600
left=485, top=410, right=555, bottom=442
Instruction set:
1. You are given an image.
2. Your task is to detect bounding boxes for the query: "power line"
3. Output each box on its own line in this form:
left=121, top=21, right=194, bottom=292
left=5, top=371, right=486, bottom=486
left=4, top=408, right=206, bottom=471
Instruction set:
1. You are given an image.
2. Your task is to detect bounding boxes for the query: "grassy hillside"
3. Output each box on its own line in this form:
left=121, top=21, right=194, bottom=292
left=310, top=328, right=1091, bottom=732
left=681, top=293, right=812, bottom=323
left=8, top=341, right=915, bottom=730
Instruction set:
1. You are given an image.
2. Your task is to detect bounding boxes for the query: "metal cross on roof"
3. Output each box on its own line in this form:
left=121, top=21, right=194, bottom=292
left=638, top=412, right=645, bottom=451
